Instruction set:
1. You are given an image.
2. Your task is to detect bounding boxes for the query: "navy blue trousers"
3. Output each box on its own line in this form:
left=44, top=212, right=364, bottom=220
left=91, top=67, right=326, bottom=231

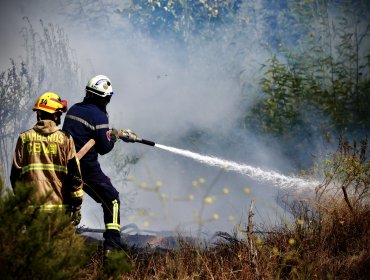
left=83, top=173, right=121, bottom=249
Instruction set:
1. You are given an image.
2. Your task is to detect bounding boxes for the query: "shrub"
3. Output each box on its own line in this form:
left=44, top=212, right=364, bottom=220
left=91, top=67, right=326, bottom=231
left=0, top=180, right=89, bottom=280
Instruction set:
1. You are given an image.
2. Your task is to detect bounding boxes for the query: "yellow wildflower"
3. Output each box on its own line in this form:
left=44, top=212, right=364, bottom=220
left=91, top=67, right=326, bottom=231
left=160, top=193, right=168, bottom=200
left=155, top=180, right=162, bottom=187
left=228, top=216, right=235, bottom=222
left=204, top=196, right=215, bottom=204
left=243, top=187, right=251, bottom=194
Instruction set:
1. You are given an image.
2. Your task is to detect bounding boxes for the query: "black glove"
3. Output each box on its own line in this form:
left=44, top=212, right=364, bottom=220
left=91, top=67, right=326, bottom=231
left=71, top=206, right=81, bottom=226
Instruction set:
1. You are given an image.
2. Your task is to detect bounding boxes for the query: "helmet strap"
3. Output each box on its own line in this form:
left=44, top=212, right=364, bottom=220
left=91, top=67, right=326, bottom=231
left=36, top=114, right=42, bottom=122
left=85, top=91, right=94, bottom=99
left=85, top=93, right=111, bottom=112
left=53, top=113, right=61, bottom=126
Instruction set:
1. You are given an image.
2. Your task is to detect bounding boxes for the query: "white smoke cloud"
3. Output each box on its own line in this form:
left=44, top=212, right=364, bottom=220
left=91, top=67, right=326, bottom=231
left=0, top=0, right=319, bottom=237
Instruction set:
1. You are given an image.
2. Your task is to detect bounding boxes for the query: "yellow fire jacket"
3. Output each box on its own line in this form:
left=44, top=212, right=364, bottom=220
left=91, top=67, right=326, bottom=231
left=10, top=120, right=83, bottom=210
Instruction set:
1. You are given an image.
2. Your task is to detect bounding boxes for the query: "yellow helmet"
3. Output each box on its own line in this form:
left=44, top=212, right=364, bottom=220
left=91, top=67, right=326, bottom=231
left=33, top=92, right=68, bottom=114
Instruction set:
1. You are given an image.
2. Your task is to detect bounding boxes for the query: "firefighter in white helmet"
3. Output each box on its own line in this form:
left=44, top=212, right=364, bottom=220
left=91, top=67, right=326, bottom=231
left=63, top=75, right=137, bottom=254
left=10, top=92, right=83, bottom=225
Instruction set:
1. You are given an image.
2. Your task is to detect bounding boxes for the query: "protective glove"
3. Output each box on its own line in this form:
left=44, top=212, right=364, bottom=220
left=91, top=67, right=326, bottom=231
left=119, top=129, right=138, bottom=143
left=71, top=206, right=81, bottom=226
left=108, top=128, right=120, bottom=142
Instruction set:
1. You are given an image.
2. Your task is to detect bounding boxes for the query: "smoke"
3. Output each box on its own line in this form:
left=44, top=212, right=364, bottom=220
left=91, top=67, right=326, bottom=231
left=0, top=0, right=322, bottom=236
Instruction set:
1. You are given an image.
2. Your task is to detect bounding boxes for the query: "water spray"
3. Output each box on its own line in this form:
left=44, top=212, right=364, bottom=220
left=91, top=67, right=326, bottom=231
left=131, top=137, right=318, bottom=190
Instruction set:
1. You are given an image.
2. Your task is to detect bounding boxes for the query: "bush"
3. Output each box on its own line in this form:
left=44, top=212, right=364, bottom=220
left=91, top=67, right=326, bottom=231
left=0, top=180, right=89, bottom=280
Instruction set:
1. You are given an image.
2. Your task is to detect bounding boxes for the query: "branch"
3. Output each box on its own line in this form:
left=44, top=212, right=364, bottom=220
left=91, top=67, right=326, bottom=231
left=358, top=23, right=370, bottom=46
left=341, top=183, right=354, bottom=213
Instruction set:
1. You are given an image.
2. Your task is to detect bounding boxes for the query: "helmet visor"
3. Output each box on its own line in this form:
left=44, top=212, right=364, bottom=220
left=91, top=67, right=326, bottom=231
left=59, top=99, right=68, bottom=112
left=50, top=98, right=68, bottom=112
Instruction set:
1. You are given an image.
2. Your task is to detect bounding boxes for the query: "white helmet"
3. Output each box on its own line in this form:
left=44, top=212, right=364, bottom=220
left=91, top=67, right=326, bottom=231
left=85, top=75, right=113, bottom=97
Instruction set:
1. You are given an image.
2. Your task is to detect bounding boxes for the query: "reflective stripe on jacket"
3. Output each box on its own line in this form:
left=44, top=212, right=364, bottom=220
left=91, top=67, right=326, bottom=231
left=62, top=98, right=115, bottom=179
left=21, top=163, right=68, bottom=174
left=28, top=204, right=72, bottom=213
left=10, top=120, right=83, bottom=206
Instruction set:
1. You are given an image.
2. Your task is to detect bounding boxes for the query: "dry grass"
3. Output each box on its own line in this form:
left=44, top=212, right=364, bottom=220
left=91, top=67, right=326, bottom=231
left=77, top=198, right=368, bottom=280
left=2, top=138, right=366, bottom=279
left=79, top=138, right=369, bottom=280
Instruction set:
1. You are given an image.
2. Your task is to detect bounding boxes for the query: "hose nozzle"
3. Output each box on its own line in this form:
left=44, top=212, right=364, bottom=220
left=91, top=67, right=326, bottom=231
left=118, top=129, right=155, bottom=146
left=135, top=138, right=155, bottom=146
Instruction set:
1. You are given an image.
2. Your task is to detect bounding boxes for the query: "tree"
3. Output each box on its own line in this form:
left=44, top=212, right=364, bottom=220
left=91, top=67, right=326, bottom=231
left=245, top=0, right=370, bottom=164
left=0, top=18, right=84, bottom=181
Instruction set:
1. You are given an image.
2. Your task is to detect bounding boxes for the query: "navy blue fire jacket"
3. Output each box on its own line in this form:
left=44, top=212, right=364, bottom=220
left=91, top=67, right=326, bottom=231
left=62, top=98, right=115, bottom=181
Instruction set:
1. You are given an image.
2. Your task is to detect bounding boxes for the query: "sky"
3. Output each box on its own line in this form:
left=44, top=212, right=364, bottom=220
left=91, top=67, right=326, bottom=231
left=0, top=0, right=320, bottom=238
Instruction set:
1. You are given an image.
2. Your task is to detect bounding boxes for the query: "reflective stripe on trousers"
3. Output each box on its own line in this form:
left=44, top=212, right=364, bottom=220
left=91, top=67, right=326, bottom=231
left=105, top=199, right=120, bottom=231
left=71, top=189, right=84, bottom=198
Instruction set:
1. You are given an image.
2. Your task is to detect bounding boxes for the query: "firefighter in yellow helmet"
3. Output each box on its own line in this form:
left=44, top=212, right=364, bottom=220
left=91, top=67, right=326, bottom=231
left=10, top=92, right=83, bottom=225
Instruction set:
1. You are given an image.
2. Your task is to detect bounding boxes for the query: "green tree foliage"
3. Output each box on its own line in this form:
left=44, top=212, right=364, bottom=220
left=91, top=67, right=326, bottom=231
left=119, top=0, right=241, bottom=41
left=318, top=136, right=370, bottom=211
left=0, top=180, right=88, bottom=280
left=245, top=0, right=370, bottom=145
left=65, top=1, right=369, bottom=168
